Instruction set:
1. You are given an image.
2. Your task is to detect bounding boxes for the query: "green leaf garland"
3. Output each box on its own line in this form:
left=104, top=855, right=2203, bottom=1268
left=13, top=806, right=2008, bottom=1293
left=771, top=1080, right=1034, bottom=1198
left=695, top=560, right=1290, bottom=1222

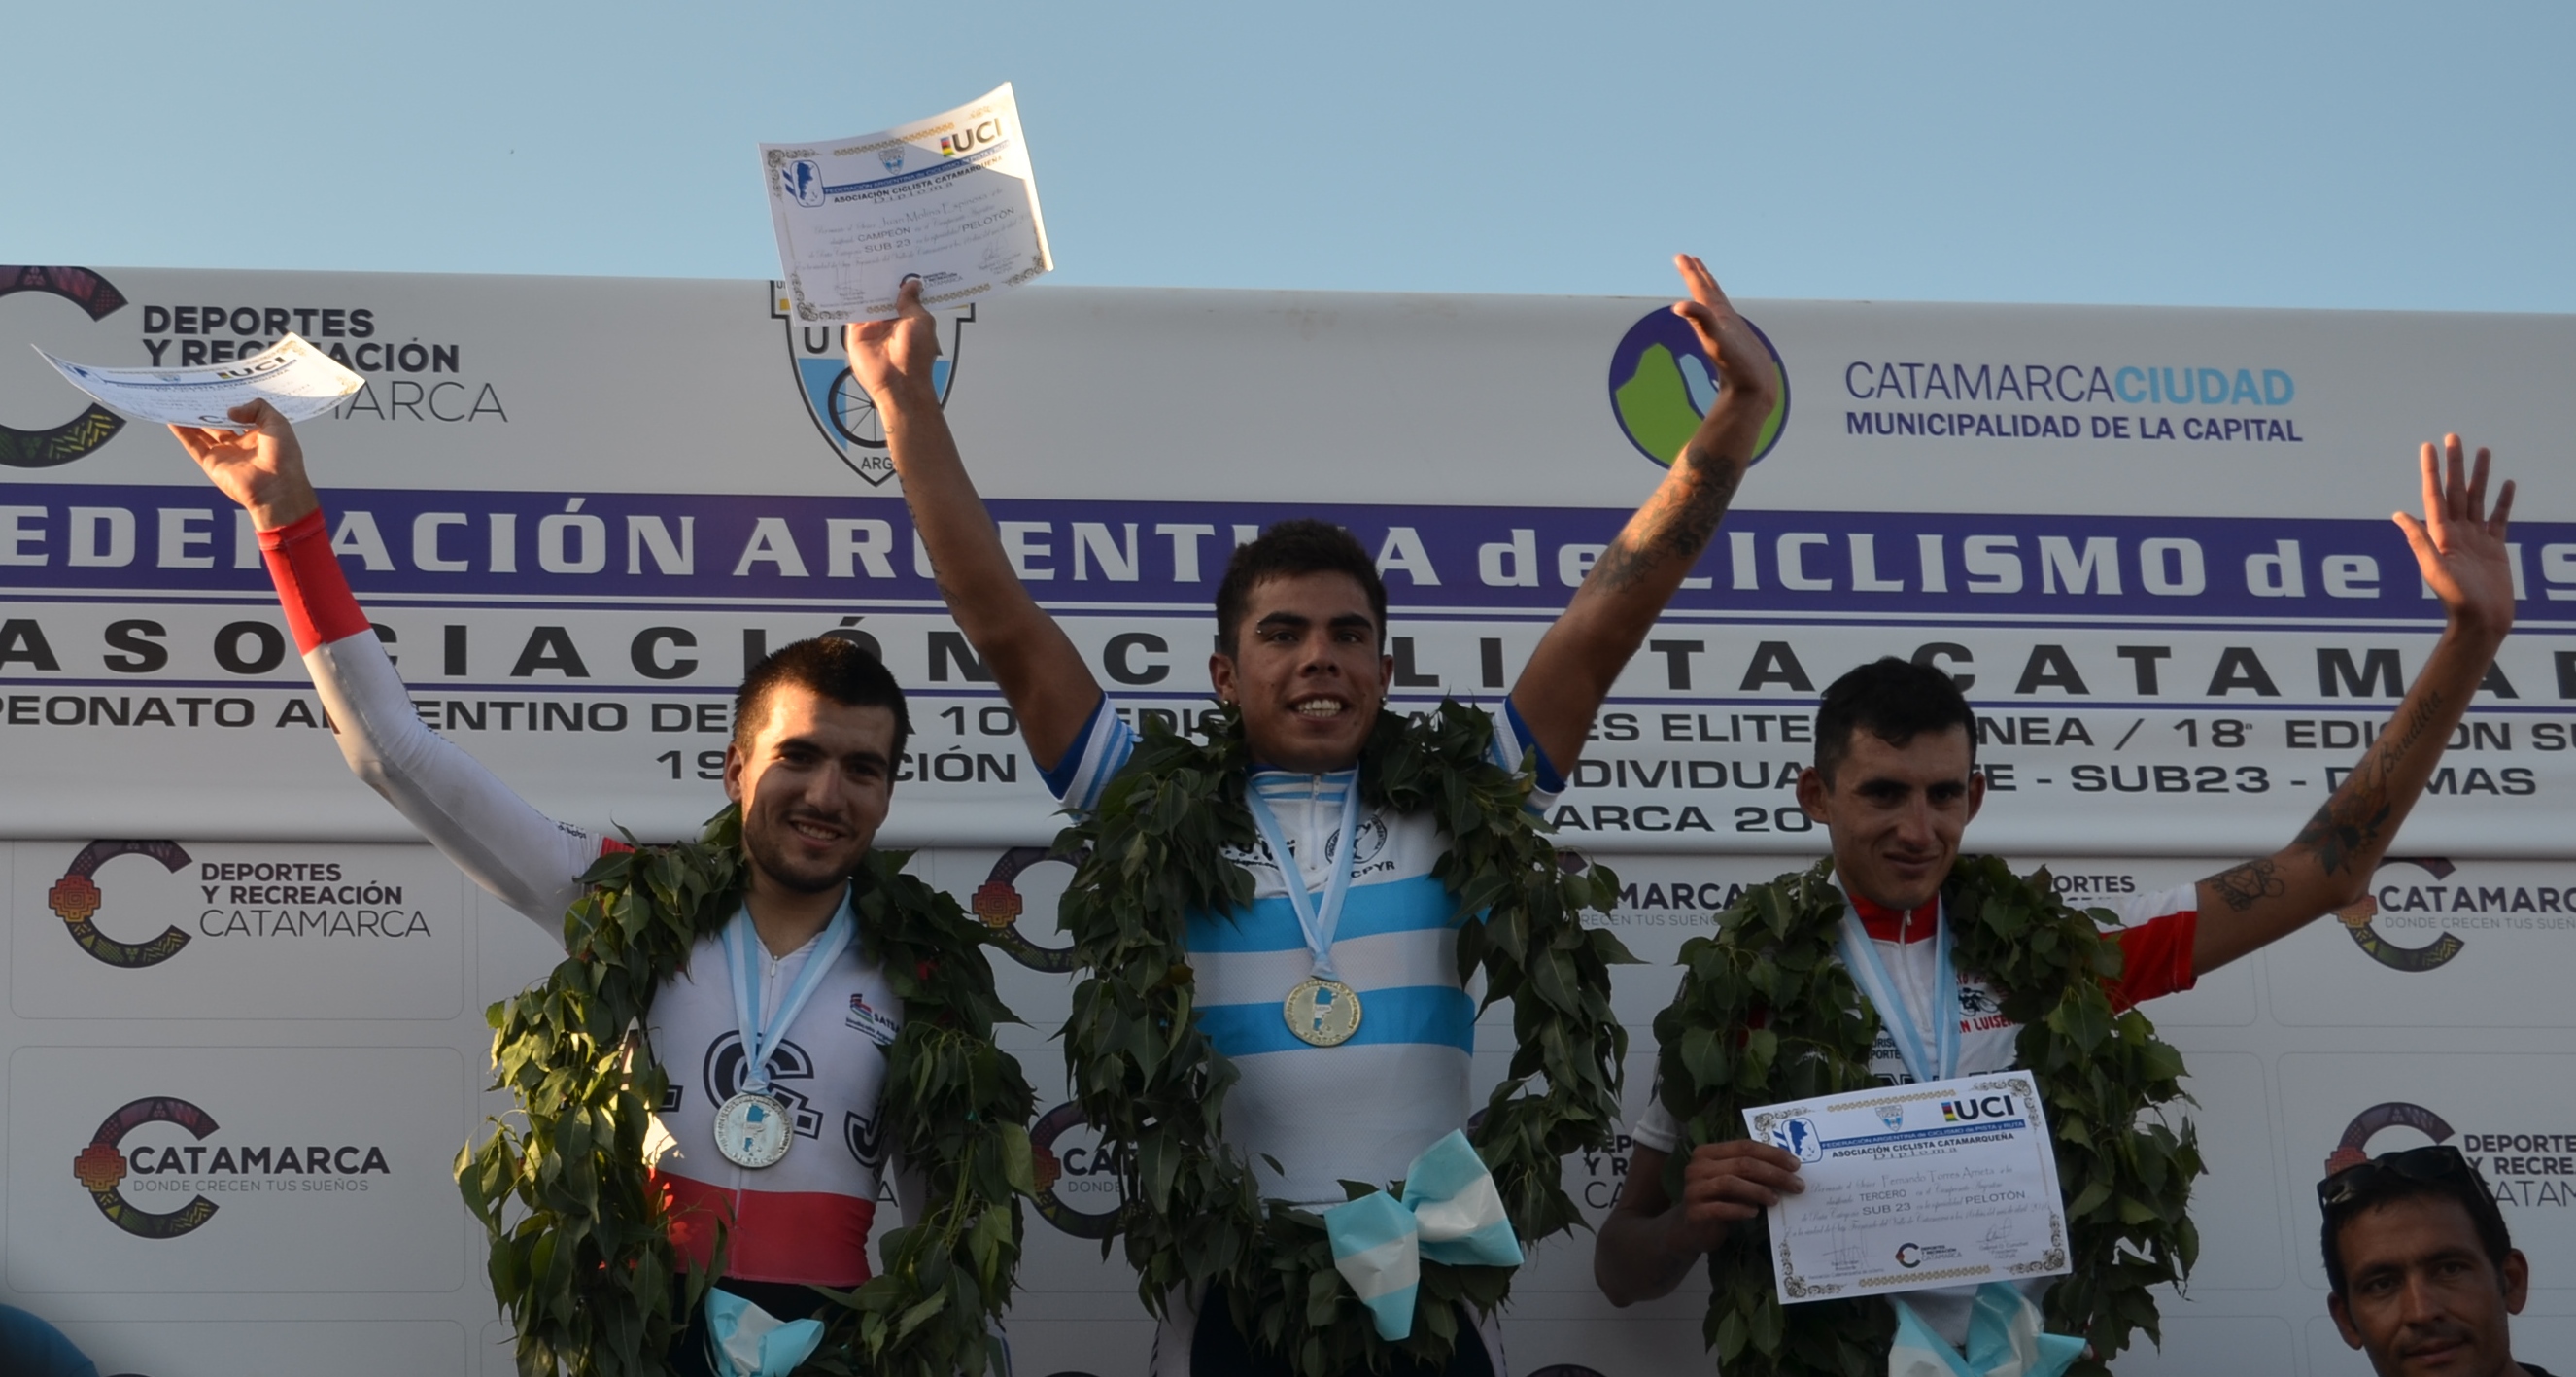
left=1055, top=702, right=1632, bottom=1376
left=459, top=806, right=1037, bottom=1377
left=1651, top=856, right=2203, bottom=1377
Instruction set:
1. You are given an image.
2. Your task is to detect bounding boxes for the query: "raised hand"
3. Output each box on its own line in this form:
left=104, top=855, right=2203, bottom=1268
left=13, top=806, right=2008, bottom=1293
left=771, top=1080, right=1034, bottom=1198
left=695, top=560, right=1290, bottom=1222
left=843, top=276, right=943, bottom=412
left=2396, top=434, right=2517, bottom=639
left=1668, top=254, right=1781, bottom=467
left=168, top=400, right=317, bottom=530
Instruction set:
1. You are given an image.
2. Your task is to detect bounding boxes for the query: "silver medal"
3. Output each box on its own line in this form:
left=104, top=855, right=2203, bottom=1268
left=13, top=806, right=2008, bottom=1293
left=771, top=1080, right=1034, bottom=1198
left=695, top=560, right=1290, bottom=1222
left=713, top=1090, right=794, bottom=1169
left=1284, top=975, right=1363, bottom=1047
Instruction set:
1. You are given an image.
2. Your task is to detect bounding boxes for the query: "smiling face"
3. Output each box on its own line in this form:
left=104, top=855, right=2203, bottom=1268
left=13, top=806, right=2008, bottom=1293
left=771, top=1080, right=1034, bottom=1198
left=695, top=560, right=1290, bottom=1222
left=1209, top=570, right=1392, bottom=775
left=1796, top=725, right=1985, bottom=911
left=2332, top=1195, right=2529, bottom=1377
left=722, top=683, right=899, bottom=895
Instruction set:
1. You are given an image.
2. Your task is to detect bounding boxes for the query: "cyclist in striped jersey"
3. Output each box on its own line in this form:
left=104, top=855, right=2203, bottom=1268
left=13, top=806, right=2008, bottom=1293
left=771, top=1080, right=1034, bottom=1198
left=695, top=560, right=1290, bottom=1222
left=852, top=256, right=1780, bottom=1376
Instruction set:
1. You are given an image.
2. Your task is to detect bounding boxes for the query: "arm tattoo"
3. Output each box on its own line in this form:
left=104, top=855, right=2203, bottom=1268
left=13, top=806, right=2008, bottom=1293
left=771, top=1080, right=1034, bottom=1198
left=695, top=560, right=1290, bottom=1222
left=1593, top=459, right=1742, bottom=593
left=2202, top=858, right=2286, bottom=912
left=2292, top=689, right=2443, bottom=875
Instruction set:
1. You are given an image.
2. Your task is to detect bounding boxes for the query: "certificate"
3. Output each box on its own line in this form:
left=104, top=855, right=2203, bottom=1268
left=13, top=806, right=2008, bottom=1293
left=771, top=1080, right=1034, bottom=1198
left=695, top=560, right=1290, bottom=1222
left=35, top=334, right=362, bottom=428
left=1745, top=1071, right=2071, bottom=1304
left=760, top=83, right=1053, bottom=325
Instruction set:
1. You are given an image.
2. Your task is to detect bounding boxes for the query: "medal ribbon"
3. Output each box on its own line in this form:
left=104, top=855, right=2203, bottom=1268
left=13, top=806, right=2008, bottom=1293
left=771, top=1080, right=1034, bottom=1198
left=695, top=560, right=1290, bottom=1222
left=1243, top=775, right=1363, bottom=981
left=723, top=899, right=857, bottom=1097
left=1835, top=900, right=1960, bottom=1084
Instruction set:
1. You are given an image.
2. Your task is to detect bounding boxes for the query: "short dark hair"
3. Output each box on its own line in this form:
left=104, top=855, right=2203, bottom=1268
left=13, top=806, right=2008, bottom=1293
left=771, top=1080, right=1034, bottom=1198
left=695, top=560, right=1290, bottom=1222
left=733, top=636, right=911, bottom=761
left=2321, top=1147, right=2515, bottom=1297
left=1813, top=657, right=1977, bottom=782
left=1213, top=519, right=1389, bottom=657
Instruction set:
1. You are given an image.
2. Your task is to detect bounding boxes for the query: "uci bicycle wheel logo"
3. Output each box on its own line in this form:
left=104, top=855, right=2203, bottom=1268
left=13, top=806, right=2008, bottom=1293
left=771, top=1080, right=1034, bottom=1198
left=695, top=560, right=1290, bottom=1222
left=770, top=284, right=974, bottom=486
left=1606, top=305, right=1789, bottom=468
left=50, top=840, right=194, bottom=969
left=2334, top=858, right=2468, bottom=973
left=73, top=1096, right=223, bottom=1240
left=1, top=265, right=129, bottom=468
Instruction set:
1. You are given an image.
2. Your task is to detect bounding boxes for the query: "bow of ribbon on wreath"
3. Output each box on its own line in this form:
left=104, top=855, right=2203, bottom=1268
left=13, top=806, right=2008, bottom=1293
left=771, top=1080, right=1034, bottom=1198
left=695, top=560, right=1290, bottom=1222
left=1888, top=1283, right=2085, bottom=1377
left=1322, top=1130, right=1526, bottom=1340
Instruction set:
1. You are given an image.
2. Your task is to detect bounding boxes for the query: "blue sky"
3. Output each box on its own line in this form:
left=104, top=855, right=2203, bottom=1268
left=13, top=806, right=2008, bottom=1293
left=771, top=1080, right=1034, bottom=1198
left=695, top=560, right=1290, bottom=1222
left=5, top=1, right=2571, bottom=311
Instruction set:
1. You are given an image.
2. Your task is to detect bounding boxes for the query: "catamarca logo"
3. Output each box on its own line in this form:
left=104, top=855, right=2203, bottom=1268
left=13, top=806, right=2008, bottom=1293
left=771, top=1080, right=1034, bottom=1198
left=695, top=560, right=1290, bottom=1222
left=1029, top=1100, right=1127, bottom=1239
left=971, top=844, right=1082, bottom=973
left=71, top=1094, right=393, bottom=1240
left=50, top=840, right=193, bottom=969
left=1895, top=1242, right=1924, bottom=1268
left=1, top=265, right=129, bottom=467
left=2326, top=1102, right=2455, bottom=1177
left=2335, top=857, right=2468, bottom=972
left=770, top=285, right=974, bottom=485
left=1607, top=305, right=1789, bottom=469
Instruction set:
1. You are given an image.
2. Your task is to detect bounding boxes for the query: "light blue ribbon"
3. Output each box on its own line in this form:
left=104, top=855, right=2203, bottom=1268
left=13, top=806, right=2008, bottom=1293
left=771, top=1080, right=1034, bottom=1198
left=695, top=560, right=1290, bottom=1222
left=1887, top=1284, right=2083, bottom=1377
left=1321, top=1130, right=1524, bottom=1340
left=704, top=1288, right=826, bottom=1377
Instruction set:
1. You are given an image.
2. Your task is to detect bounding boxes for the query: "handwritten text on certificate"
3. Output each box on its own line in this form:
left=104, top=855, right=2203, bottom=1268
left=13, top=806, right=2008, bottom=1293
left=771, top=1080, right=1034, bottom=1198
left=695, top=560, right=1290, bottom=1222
left=1745, top=1071, right=2073, bottom=1304
left=761, top=83, right=1053, bottom=325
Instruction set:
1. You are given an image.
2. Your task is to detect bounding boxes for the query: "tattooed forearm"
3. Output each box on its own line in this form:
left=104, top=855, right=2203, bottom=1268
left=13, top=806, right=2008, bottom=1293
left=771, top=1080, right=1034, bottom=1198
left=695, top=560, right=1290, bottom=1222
left=2293, top=689, right=2444, bottom=875
left=2202, top=858, right=2288, bottom=912
left=1592, top=459, right=1742, bottom=593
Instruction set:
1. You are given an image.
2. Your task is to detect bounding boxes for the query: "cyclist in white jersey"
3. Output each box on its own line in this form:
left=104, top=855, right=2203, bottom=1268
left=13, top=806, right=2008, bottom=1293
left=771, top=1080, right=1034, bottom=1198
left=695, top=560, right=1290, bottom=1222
left=850, top=256, right=1781, bottom=1375
left=1597, top=435, right=2522, bottom=1352
left=166, top=403, right=962, bottom=1377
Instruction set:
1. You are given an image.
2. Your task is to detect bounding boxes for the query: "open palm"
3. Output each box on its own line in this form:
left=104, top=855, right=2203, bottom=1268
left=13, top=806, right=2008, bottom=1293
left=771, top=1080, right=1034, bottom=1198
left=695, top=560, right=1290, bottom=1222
left=2398, top=434, right=2516, bottom=637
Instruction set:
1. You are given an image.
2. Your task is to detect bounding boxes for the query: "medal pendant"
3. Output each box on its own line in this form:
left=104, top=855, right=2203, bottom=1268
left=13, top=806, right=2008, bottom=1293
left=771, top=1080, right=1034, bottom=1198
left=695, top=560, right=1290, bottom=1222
left=1284, top=976, right=1362, bottom=1048
left=713, top=1090, right=794, bottom=1169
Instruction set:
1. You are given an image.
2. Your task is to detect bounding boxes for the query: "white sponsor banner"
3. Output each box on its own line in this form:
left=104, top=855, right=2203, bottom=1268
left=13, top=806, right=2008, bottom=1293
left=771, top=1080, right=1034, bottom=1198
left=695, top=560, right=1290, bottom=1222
left=60, top=1320, right=465, bottom=1377
left=3, top=264, right=2575, bottom=1374
left=1, top=267, right=2572, bottom=856
left=6, top=1045, right=466, bottom=1294
left=10, top=841, right=467, bottom=1020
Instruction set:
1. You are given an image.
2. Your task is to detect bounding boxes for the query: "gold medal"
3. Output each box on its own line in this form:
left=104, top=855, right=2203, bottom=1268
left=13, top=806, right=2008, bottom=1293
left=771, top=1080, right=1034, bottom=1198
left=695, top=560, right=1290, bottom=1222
left=1284, top=976, right=1363, bottom=1047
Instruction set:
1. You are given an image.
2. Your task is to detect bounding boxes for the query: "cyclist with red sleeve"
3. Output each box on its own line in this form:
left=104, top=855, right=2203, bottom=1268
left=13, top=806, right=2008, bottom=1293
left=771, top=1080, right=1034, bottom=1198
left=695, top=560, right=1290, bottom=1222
left=1597, top=436, right=2520, bottom=1350
left=167, top=401, right=960, bottom=1377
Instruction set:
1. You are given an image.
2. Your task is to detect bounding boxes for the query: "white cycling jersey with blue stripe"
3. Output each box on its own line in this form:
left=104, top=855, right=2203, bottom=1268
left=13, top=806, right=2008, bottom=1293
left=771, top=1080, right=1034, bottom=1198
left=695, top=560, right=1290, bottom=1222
left=1043, top=697, right=1562, bottom=1209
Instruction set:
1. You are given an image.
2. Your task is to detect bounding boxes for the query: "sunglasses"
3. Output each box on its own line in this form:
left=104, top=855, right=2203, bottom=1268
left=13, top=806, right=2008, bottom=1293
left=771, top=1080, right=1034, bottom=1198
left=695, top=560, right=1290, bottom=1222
left=2318, top=1144, right=2478, bottom=1212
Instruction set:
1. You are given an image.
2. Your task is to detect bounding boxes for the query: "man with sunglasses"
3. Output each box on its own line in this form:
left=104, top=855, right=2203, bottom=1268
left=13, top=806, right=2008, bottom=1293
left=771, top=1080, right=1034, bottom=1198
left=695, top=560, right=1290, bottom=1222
left=2324, top=1145, right=2556, bottom=1377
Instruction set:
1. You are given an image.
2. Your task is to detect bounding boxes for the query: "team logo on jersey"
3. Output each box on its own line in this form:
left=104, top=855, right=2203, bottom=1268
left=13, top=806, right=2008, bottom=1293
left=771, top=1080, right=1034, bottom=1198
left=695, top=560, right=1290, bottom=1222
left=1607, top=303, right=1789, bottom=470
left=969, top=844, right=1082, bottom=973
left=50, top=840, right=193, bottom=969
left=845, top=991, right=900, bottom=1046
left=2335, top=857, right=2469, bottom=972
left=1, top=266, right=130, bottom=467
left=770, top=285, right=975, bottom=485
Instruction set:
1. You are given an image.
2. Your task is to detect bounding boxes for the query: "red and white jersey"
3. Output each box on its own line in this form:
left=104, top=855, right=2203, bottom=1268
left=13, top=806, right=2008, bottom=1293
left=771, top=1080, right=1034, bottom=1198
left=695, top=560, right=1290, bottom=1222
left=1628, top=881, right=2200, bottom=1344
left=260, top=510, right=900, bottom=1286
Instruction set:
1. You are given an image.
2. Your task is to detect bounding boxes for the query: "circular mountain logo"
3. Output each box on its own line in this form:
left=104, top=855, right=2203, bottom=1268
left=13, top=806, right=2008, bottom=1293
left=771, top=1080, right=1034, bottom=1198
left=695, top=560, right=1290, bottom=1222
left=1607, top=306, right=1789, bottom=468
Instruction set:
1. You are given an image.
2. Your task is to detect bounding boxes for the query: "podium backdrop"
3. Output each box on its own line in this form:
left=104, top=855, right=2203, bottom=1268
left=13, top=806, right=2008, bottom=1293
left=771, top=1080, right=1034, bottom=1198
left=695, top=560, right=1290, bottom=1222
left=2, top=265, right=2571, bottom=1375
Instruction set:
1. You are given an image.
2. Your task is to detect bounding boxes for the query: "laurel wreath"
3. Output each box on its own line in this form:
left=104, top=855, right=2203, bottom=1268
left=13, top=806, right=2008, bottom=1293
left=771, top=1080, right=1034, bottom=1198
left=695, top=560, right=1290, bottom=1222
left=458, top=806, right=1037, bottom=1377
left=1650, top=856, right=2202, bottom=1377
left=1054, top=702, right=1631, bottom=1376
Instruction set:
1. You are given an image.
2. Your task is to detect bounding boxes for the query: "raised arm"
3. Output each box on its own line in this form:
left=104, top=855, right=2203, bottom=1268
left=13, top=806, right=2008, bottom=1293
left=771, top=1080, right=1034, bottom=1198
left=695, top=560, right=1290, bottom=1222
left=2191, top=435, right=2517, bottom=973
left=169, top=403, right=601, bottom=928
left=850, top=280, right=1102, bottom=771
left=1509, top=256, right=1776, bottom=772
